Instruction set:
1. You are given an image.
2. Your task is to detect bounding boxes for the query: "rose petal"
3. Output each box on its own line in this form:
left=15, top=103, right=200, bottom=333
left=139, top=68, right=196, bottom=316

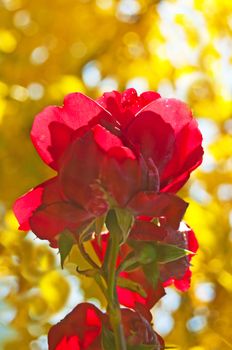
left=128, top=192, right=188, bottom=229
left=31, top=93, right=111, bottom=169
left=30, top=202, right=92, bottom=247
left=97, top=88, right=160, bottom=129
left=130, top=220, right=167, bottom=241
left=102, top=147, right=142, bottom=207
left=54, top=336, right=80, bottom=350
left=59, top=126, right=109, bottom=214
left=13, top=178, right=57, bottom=231
left=161, top=225, right=198, bottom=291
left=125, top=109, right=175, bottom=175
left=60, top=124, right=140, bottom=210
left=118, top=271, right=165, bottom=315
left=161, top=119, right=203, bottom=192
left=48, top=303, right=104, bottom=350
left=121, top=308, right=164, bottom=348
left=133, top=98, right=203, bottom=192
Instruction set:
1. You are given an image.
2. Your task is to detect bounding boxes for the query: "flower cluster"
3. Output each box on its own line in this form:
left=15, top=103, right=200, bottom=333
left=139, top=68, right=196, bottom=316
left=14, top=88, right=203, bottom=349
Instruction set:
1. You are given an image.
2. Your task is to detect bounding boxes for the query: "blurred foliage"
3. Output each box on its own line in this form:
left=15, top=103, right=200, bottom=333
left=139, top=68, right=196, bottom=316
left=0, top=211, right=70, bottom=349
left=0, top=0, right=232, bottom=349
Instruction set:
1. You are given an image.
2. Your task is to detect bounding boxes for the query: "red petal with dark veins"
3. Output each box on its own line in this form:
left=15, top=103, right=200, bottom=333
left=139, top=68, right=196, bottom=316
left=132, top=97, right=203, bottom=192
left=161, top=225, right=199, bottom=291
left=31, top=93, right=111, bottom=170
left=60, top=124, right=140, bottom=210
left=30, top=202, right=93, bottom=247
left=128, top=191, right=188, bottom=229
left=125, top=110, right=175, bottom=175
left=102, top=147, right=142, bottom=207
left=161, top=118, right=204, bottom=192
left=121, top=308, right=164, bottom=348
left=97, top=88, right=160, bottom=129
left=59, top=126, right=110, bottom=215
left=118, top=270, right=165, bottom=315
left=13, top=177, right=93, bottom=247
left=52, top=336, right=80, bottom=350
left=13, top=177, right=57, bottom=231
left=130, top=220, right=167, bottom=241
left=48, top=303, right=104, bottom=350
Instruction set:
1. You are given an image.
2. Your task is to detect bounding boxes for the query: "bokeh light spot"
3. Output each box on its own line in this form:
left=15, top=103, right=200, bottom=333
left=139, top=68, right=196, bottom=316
left=13, top=10, right=31, bottom=28
left=82, top=61, right=101, bottom=88
left=186, top=315, right=207, bottom=332
left=30, top=46, right=49, bottom=65
left=116, top=0, right=140, bottom=23
left=27, top=83, right=44, bottom=100
left=10, top=85, right=28, bottom=102
left=195, top=282, right=216, bottom=302
left=153, top=308, right=174, bottom=336
left=217, top=184, right=232, bottom=201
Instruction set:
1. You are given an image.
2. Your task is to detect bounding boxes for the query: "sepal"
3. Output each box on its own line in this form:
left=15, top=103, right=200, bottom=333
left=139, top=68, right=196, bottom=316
left=155, top=243, right=193, bottom=264
left=115, top=207, right=134, bottom=243
left=58, top=230, right=74, bottom=268
left=117, top=277, right=147, bottom=298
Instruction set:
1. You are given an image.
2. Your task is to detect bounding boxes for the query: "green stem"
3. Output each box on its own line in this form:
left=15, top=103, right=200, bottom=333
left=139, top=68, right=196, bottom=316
left=95, top=273, right=108, bottom=300
left=76, top=238, right=100, bottom=270
left=75, top=238, right=108, bottom=301
left=106, top=230, right=127, bottom=350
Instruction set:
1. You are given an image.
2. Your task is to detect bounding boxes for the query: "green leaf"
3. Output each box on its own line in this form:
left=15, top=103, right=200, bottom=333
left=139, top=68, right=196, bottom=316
left=143, top=260, right=159, bottom=288
left=117, top=252, right=140, bottom=273
left=58, top=230, right=74, bottom=269
left=117, top=276, right=147, bottom=298
left=115, top=207, right=134, bottom=243
left=101, top=326, right=115, bottom=350
left=155, top=243, right=193, bottom=264
left=137, top=243, right=157, bottom=265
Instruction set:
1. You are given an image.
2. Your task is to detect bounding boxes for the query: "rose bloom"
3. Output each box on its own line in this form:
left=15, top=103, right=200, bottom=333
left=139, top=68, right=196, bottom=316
left=129, top=219, right=199, bottom=292
left=48, top=302, right=164, bottom=350
left=91, top=221, right=198, bottom=315
left=13, top=89, right=203, bottom=246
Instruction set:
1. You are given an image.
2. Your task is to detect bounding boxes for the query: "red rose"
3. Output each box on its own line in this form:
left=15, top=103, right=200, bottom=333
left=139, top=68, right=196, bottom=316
left=98, top=89, right=203, bottom=192
left=131, top=219, right=198, bottom=292
left=13, top=89, right=203, bottom=246
left=92, top=220, right=198, bottom=309
left=48, top=302, right=164, bottom=350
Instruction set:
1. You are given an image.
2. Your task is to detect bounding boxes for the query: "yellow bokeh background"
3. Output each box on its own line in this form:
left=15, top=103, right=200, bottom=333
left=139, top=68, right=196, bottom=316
left=0, top=0, right=232, bottom=349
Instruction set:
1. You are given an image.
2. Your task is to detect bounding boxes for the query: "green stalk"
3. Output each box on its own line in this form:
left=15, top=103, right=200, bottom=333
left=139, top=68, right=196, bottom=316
left=75, top=238, right=108, bottom=301
left=106, top=229, right=127, bottom=350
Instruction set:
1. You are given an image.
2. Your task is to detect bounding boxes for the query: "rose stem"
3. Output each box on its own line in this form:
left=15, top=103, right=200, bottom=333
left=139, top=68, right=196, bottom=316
left=106, top=226, right=127, bottom=350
